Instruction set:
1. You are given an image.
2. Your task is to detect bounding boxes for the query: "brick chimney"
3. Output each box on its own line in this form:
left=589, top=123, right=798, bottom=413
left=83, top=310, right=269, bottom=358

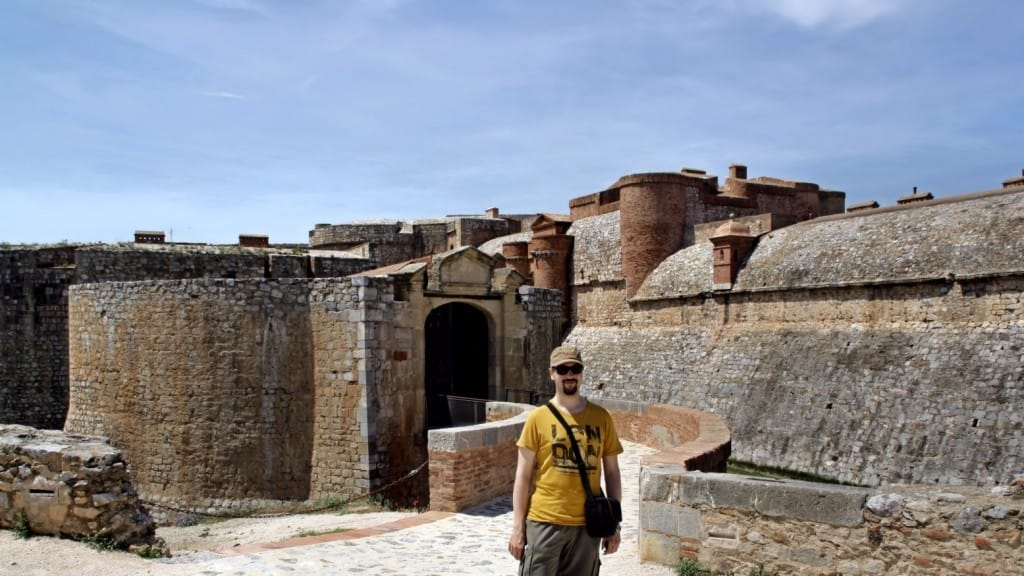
left=239, top=234, right=269, bottom=248
left=134, top=230, right=165, bottom=244
left=897, top=186, right=934, bottom=205
left=1003, top=169, right=1024, bottom=189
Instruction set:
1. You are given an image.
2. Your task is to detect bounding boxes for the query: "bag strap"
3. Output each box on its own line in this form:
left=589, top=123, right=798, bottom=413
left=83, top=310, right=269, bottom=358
left=545, top=402, right=598, bottom=499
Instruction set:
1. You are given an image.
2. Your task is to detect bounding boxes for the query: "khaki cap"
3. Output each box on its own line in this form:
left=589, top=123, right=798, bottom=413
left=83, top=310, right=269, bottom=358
left=549, top=345, right=584, bottom=367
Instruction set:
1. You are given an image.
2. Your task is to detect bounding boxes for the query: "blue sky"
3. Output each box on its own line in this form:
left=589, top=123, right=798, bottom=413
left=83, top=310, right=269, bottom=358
left=2, top=0, right=1021, bottom=245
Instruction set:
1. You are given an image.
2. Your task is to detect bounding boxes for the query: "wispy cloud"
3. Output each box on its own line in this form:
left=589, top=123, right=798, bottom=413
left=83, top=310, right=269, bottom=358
left=731, top=0, right=911, bottom=30
left=198, top=90, right=246, bottom=99
left=191, top=0, right=270, bottom=17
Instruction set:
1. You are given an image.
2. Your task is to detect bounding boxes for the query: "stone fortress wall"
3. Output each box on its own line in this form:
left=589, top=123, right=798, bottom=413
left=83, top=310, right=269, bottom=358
left=1, top=243, right=373, bottom=429
left=0, top=247, right=77, bottom=429
left=66, top=278, right=316, bottom=507
left=60, top=252, right=562, bottom=512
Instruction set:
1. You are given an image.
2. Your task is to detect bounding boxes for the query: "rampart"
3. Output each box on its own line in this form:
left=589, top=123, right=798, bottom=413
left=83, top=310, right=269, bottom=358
left=309, top=220, right=450, bottom=266
left=0, top=424, right=162, bottom=551
left=568, top=186, right=1024, bottom=487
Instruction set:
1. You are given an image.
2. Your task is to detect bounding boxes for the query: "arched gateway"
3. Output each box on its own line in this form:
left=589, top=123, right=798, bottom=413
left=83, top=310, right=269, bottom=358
left=425, top=302, right=490, bottom=429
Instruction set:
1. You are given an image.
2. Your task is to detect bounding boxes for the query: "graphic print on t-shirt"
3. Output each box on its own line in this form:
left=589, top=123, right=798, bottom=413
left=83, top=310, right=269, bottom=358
left=550, top=422, right=602, bottom=475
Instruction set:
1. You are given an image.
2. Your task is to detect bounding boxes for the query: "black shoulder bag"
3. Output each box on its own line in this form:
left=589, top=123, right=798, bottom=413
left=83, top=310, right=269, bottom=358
left=545, top=402, right=622, bottom=538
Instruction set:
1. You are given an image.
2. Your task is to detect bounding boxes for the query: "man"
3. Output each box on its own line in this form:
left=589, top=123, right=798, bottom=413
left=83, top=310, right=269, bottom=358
left=508, top=345, right=624, bottom=575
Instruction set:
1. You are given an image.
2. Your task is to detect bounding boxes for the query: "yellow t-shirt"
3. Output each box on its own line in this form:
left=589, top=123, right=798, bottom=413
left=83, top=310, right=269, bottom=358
left=518, top=401, right=624, bottom=526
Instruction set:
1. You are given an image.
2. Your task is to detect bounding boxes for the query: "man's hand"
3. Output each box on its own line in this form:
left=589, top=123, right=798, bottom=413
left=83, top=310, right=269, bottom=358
left=601, top=531, right=621, bottom=555
left=508, top=527, right=526, bottom=560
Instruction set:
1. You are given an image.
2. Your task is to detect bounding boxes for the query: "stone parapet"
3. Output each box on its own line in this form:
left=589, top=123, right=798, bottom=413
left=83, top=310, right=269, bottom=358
left=640, top=468, right=1024, bottom=575
left=600, top=399, right=731, bottom=473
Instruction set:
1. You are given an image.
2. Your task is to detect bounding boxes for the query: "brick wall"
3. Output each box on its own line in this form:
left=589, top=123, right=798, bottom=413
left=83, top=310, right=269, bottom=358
left=427, top=403, right=527, bottom=512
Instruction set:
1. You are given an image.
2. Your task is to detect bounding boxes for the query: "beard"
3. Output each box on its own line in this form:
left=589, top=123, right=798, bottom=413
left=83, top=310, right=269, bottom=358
left=561, top=380, right=579, bottom=395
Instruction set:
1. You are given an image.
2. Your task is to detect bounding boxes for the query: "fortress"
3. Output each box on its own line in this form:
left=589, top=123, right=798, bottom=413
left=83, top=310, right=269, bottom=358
left=2, top=164, right=1023, bottom=572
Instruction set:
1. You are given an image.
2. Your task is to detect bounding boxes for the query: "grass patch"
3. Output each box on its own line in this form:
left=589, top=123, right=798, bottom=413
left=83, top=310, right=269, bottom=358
left=134, top=544, right=166, bottom=559
left=13, top=511, right=32, bottom=539
left=296, top=527, right=352, bottom=538
left=79, top=532, right=118, bottom=552
left=315, top=496, right=351, bottom=513
left=677, top=559, right=779, bottom=576
left=677, top=559, right=725, bottom=576
left=727, top=460, right=857, bottom=485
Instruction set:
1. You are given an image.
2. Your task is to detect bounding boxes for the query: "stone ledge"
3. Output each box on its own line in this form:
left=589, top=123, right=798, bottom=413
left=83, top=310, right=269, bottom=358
left=678, top=471, right=869, bottom=527
left=425, top=402, right=531, bottom=453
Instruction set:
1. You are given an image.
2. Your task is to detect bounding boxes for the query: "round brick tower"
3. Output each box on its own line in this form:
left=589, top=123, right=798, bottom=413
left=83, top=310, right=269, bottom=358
left=617, top=173, right=691, bottom=298
left=502, top=241, right=532, bottom=281
left=529, top=234, right=574, bottom=324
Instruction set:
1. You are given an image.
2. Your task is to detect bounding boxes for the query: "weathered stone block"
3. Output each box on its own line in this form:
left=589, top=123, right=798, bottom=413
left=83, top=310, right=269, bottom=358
left=640, top=531, right=682, bottom=565
left=681, top=472, right=869, bottom=527
left=640, top=501, right=701, bottom=539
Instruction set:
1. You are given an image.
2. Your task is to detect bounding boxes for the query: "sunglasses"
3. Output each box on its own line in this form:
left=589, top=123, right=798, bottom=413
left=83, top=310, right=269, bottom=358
left=554, top=364, right=583, bottom=375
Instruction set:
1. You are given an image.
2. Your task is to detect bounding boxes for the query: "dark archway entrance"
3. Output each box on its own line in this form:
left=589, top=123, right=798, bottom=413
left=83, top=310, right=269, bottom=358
left=425, top=302, right=489, bottom=429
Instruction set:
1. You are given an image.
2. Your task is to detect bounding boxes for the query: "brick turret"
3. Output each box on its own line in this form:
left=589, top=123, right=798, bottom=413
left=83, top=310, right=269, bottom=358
left=709, top=220, right=756, bottom=290
left=616, top=173, right=695, bottom=298
left=529, top=234, right=573, bottom=324
left=502, top=241, right=531, bottom=280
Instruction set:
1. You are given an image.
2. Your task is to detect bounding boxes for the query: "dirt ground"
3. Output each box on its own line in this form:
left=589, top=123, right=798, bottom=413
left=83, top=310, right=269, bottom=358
left=0, top=508, right=415, bottom=576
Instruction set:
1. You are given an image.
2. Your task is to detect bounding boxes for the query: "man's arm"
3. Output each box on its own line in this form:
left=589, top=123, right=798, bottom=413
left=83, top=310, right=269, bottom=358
left=601, top=452, right=622, bottom=554
left=602, top=452, right=622, bottom=502
left=508, top=446, right=536, bottom=561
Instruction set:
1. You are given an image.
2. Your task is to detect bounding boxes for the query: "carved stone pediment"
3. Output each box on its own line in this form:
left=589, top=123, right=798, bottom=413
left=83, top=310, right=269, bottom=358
left=427, top=247, right=502, bottom=296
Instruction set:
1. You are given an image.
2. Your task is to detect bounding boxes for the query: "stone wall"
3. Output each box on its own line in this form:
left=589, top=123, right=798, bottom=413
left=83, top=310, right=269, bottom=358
left=308, top=276, right=428, bottom=507
left=1, top=243, right=374, bottom=431
left=0, top=424, right=161, bottom=550
left=641, top=467, right=1024, bottom=575
left=74, top=245, right=269, bottom=283
left=510, top=286, right=564, bottom=403
left=308, top=220, right=450, bottom=267
left=65, top=279, right=315, bottom=510
left=570, top=277, right=1024, bottom=486
left=0, top=247, right=77, bottom=428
